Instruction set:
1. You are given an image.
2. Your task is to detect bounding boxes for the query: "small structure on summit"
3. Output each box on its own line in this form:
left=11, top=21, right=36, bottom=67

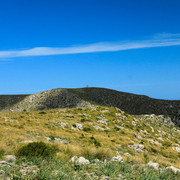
left=86, top=85, right=89, bottom=88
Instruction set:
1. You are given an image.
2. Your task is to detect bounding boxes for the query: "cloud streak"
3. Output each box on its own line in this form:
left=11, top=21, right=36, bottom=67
left=0, top=34, right=180, bottom=58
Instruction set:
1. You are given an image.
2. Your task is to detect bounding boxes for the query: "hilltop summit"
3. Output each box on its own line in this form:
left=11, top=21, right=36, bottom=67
left=0, top=87, right=180, bottom=126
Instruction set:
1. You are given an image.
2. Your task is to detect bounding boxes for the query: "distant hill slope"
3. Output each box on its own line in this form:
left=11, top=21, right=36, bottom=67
left=0, top=95, right=29, bottom=111
left=0, top=87, right=180, bottom=125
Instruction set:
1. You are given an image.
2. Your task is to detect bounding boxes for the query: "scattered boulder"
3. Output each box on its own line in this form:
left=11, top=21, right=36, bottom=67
left=76, top=156, right=90, bottom=165
left=115, top=113, right=122, bottom=117
left=147, top=161, right=159, bottom=170
left=124, top=152, right=131, bottom=157
left=5, top=119, right=19, bottom=123
left=129, top=144, right=145, bottom=152
left=146, top=139, right=162, bottom=146
left=100, top=110, right=110, bottom=113
left=46, top=136, right=69, bottom=144
left=70, top=156, right=90, bottom=165
left=132, top=121, right=136, bottom=126
left=0, top=161, right=13, bottom=167
left=22, top=140, right=33, bottom=143
left=72, top=123, right=83, bottom=130
left=54, top=137, right=69, bottom=144
left=97, top=120, right=108, bottom=125
left=172, top=147, right=180, bottom=153
left=135, top=134, right=143, bottom=139
left=93, top=126, right=105, bottom=131
left=59, top=122, right=67, bottom=128
left=140, top=130, right=149, bottom=135
left=100, top=175, right=110, bottom=180
left=157, top=137, right=164, bottom=141
left=111, top=155, right=124, bottom=162
left=167, top=166, right=180, bottom=173
left=4, top=155, right=16, bottom=162
left=70, top=156, right=78, bottom=163
left=151, top=127, right=154, bottom=133
left=46, top=136, right=51, bottom=141
left=115, top=124, right=124, bottom=130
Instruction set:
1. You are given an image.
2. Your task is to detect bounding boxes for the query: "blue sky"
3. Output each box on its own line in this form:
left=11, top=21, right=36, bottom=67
left=0, top=0, right=180, bottom=99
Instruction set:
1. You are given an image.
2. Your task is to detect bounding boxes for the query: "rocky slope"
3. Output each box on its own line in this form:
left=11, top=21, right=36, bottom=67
left=0, top=95, right=29, bottom=111
left=0, top=87, right=180, bottom=126
left=0, top=106, right=180, bottom=179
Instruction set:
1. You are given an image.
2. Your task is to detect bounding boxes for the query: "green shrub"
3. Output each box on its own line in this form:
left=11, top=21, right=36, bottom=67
left=49, top=135, right=55, bottom=141
left=90, top=136, right=101, bottom=147
left=80, top=118, right=86, bottom=122
left=38, top=111, right=47, bottom=114
left=83, top=126, right=92, bottom=132
left=16, top=141, right=57, bottom=158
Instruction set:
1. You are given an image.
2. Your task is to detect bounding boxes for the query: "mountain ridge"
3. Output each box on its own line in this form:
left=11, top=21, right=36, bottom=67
left=0, top=87, right=180, bottom=126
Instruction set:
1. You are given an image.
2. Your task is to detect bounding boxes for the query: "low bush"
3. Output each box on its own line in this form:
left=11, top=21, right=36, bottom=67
left=83, top=126, right=92, bottom=132
left=16, top=141, right=58, bottom=158
left=90, top=136, right=101, bottom=147
left=38, top=111, right=47, bottom=114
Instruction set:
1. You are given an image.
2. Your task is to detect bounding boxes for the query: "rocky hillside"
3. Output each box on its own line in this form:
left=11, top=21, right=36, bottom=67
left=0, top=106, right=180, bottom=179
left=0, top=95, right=29, bottom=111
left=0, top=87, right=180, bottom=126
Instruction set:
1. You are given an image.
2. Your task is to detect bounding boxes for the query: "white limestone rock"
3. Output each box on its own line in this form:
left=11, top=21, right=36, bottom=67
left=100, top=110, right=110, bottom=113
left=93, top=126, right=105, bottom=131
left=0, top=161, right=13, bottom=167
left=132, top=121, right=136, bottom=126
left=54, top=137, right=69, bottom=144
left=5, top=119, right=19, bottom=123
left=76, top=156, right=90, bottom=165
left=70, top=156, right=78, bottom=163
left=172, top=147, right=180, bottom=153
left=147, top=161, right=159, bottom=170
left=97, top=120, right=108, bottom=125
left=129, top=144, right=145, bottom=152
left=4, top=155, right=16, bottom=162
left=124, top=152, right=131, bottom=157
left=146, top=139, right=162, bottom=146
left=167, top=166, right=180, bottom=173
left=22, top=140, right=33, bottom=143
left=59, top=122, right=67, bottom=128
left=135, top=134, right=143, bottom=139
left=72, top=123, right=83, bottom=130
left=70, top=156, right=89, bottom=165
left=111, top=155, right=124, bottom=162
left=115, top=124, right=124, bottom=130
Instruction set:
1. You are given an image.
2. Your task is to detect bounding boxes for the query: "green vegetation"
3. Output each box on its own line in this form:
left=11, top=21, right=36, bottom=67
left=0, top=149, right=5, bottom=159
left=16, top=142, right=58, bottom=158
left=0, top=157, right=179, bottom=179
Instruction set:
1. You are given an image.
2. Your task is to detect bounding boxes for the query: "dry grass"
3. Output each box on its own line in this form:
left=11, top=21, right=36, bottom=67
left=0, top=106, right=180, bottom=169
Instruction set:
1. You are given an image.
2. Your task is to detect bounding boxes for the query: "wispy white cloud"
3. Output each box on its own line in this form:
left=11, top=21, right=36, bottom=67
left=152, top=32, right=180, bottom=39
left=0, top=33, right=180, bottom=58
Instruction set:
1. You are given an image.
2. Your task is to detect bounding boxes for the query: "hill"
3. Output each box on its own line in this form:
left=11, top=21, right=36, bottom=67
left=0, top=87, right=180, bottom=126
